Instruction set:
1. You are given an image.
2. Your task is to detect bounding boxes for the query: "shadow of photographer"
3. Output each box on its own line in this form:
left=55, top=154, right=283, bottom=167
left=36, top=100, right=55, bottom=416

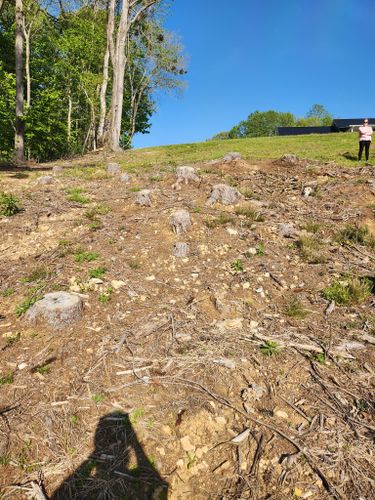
left=51, top=412, right=168, bottom=500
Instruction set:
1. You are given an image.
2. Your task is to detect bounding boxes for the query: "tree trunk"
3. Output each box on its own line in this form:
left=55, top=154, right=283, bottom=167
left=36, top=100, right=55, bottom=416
left=67, top=93, right=72, bottom=141
left=97, top=0, right=115, bottom=143
left=108, top=0, right=129, bottom=151
left=24, top=30, right=31, bottom=108
left=15, top=0, right=25, bottom=163
left=0, top=0, right=5, bottom=14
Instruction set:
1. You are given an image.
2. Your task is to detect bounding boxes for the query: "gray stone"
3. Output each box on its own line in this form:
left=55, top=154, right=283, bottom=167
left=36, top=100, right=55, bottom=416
left=170, top=210, right=191, bottom=234
left=120, top=173, right=130, bottom=183
left=107, top=163, right=121, bottom=175
left=223, top=152, right=242, bottom=161
left=37, top=175, right=54, bottom=185
left=207, top=184, right=242, bottom=206
left=25, top=292, right=83, bottom=329
left=172, top=242, right=189, bottom=257
left=135, top=189, right=152, bottom=207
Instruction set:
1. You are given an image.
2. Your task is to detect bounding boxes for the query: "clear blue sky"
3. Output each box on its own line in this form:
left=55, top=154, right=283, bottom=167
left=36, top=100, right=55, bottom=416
left=133, top=0, right=375, bottom=148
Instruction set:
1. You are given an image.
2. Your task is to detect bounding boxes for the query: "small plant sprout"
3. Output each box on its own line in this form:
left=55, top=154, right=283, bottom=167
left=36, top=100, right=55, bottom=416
left=260, top=340, right=280, bottom=356
left=2, top=287, right=15, bottom=297
left=0, top=373, right=14, bottom=385
left=34, top=364, right=51, bottom=375
left=255, top=243, right=265, bottom=256
left=129, top=408, right=145, bottom=425
left=98, top=287, right=113, bottom=304
left=313, top=353, right=325, bottom=364
left=0, top=192, right=21, bottom=216
left=91, top=393, right=105, bottom=404
left=231, top=259, right=244, bottom=272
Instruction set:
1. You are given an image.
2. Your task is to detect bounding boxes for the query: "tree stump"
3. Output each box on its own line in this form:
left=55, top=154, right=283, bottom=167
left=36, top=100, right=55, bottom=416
left=107, top=163, right=121, bottom=174
left=52, top=165, right=63, bottom=173
left=206, top=184, right=242, bottom=206
left=170, top=210, right=191, bottom=234
left=173, top=166, right=200, bottom=189
left=135, top=189, right=152, bottom=206
left=37, top=175, right=54, bottom=185
left=120, top=173, right=130, bottom=183
left=172, top=242, right=189, bottom=257
left=25, top=292, right=83, bottom=329
left=280, top=154, right=299, bottom=165
left=223, top=152, right=242, bottom=161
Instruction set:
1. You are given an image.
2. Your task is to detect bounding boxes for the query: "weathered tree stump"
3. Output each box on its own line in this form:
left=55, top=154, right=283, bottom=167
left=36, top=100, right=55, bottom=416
left=25, top=292, right=83, bottom=329
left=170, top=210, right=191, bottom=234
left=206, top=184, right=242, bottom=205
left=107, top=163, right=121, bottom=174
left=223, top=152, right=242, bottom=161
left=173, top=166, right=200, bottom=189
left=135, top=189, right=152, bottom=206
left=172, top=242, right=189, bottom=257
left=278, top=223, right=297, bottom=238
left=52, top=165, right=63, bottom=173
left=280, top=154, right=299, bottom=165
left=37, top=175, right=54, bottom=185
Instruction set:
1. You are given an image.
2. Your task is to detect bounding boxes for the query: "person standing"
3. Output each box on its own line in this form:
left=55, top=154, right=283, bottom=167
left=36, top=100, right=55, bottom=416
left=358, top=118, right=373, bottom=164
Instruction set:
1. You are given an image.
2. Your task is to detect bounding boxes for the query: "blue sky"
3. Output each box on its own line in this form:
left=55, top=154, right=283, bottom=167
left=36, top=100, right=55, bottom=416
left=133, top=0, right=375, bottom=148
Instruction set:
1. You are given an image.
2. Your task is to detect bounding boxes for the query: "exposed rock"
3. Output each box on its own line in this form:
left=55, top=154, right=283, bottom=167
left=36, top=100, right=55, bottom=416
left=135, top=189, right=152, bottom=207
left=172, top=242, right=189, bottom=258
left=302, top=186, right=314, bottom=197
left=223, top=152, right=242, bottom=161
left=280, top=154, right=299, bottom=165
left=278, top=223, right=297, bottom=238
left=170, top=210, right=191, bottom=234
left=25, top=292, right=83, bottom=329
left=207, top=184, right=242, bottom=206
left=173, top=166, right=200, bottom=189
left=120, top=173, right=130, bottom=182
left=107, top=163, right=121, bottom=174
left=37, top=175, right=54, bottom=185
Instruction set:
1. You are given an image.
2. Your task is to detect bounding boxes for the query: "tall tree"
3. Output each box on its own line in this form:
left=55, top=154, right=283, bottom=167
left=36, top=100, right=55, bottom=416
left=106, top=0, right=157, bottom=151
left=15, top=0, right=25, bottom=162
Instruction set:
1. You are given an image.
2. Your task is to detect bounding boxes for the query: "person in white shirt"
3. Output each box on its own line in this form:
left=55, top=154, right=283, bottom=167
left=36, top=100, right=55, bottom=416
left=358, top=118, right=373, bottom=163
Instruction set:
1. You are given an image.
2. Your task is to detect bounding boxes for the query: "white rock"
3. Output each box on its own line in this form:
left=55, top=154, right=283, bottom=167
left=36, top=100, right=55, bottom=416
left=231, top=428, right=251, bottom=444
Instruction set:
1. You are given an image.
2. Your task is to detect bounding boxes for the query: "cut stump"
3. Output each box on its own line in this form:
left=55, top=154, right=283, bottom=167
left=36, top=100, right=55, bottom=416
left=207, top=184, right=242, bottom=206
left=25, top=292, right=83, bottom=329
left=170, top=210, right=191, bottom=234
left=135, top=189, right=152, bottom=207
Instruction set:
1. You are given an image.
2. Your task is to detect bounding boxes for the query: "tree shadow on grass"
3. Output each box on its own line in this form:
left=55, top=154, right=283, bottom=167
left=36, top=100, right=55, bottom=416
left=51, top=412, right=168, bottom=500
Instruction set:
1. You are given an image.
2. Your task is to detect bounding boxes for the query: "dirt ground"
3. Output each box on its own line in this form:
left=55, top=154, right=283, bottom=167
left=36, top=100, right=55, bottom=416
left=0, top=154, right=374, bottom=500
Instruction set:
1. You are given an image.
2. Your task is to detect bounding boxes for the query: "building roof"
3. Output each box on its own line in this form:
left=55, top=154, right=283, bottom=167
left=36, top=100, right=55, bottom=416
left=333, top=118, right=375, bottom=128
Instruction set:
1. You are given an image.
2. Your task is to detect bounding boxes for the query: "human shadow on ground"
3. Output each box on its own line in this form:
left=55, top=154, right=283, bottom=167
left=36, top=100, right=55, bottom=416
left=51, top=412, right=168, bottom=500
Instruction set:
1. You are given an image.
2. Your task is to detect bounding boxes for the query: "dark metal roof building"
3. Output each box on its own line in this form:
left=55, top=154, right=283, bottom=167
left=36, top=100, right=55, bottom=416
left=277, top=126, right=334, bottom=136
left=277, top=118, right=375, bottom=136
left=332, top=118, right=375, bottom=131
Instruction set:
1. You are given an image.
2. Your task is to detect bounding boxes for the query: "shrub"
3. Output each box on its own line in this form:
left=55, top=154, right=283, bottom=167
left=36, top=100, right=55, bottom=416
left=0, top=192, right=21, bottom=216
left=260, top=340, right=280, bottom=356
left=74, top=251, right=99, bottom=262
left=322, top=277, right=373, bottom=305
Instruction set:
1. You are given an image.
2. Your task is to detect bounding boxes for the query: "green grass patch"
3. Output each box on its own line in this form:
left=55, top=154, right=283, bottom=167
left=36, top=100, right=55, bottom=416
left=89, top=267, right=106, bottom=279
left=204, top=213, right=233, bottom=228
left=296, top=236, right=327, bottom=264
left=235, top=206, right=265, bottom=222
left=0, top=373, right=14, bottom=385
left=15, top=296, right=40, bottom=317
left=260, top=340, right=280, bottom=356
left=1, top=287, right=15, bottom=297
left=322, top=276, right=373, bottom=305
left=65, top=187, right=90, bottom=204
left=84, top=204, right=111, bottom=220
left=230, top=259, right=244, bottom=272
left=285, top=298, right=309, bottom=319
left=336, top=224, right=375, bottom=248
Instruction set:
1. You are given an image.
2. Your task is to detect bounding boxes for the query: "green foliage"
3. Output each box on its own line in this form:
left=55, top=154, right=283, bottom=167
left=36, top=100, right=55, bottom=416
left=0, top=373, right=14, bottom=385
left=89, top=267, right=106, bottom=279
left=313, top=353, right=326, bottom=364
left=34, top=364, right=51, bottom=375
left=1, top=287, right=15, bottom=297
left=204, top=213, right=233, bottom=228
left=15, top=296, right=39, bottom=317
left=74, top=250, right=99, bottom=262
left=322, top=277, right=373, bottom=305
left=129, top=408, right=145, bottom=425
left=98, top=287, right=113, bottom=304
left=337, top=224, right=375, bottom=248
left=260, top=340, right=280, bottom=356
left=230, top=259, right=244, bottom=272
left=0, top=192, right=21, bottom=216
left=66, top=188, right=90, bottom=204
left=235, top=206, right=265, bottom=222
left=91, top=393, right=105, bottom=404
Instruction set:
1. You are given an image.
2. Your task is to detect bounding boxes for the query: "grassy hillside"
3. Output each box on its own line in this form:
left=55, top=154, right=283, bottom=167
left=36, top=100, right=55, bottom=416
left=117, top=132, right=361, bottom=171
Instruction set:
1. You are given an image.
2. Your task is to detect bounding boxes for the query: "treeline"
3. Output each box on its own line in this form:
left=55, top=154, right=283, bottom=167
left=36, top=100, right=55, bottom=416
left=0, top=0, right=185, bottom=162
left=211, top=104, right=332, bottom=140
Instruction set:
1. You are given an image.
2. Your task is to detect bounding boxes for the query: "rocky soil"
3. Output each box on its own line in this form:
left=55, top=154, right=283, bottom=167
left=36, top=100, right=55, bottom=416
left=0, top=153, right=374, bottom=499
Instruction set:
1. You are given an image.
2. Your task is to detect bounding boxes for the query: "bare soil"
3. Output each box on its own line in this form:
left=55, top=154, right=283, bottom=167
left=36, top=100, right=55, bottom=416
left=0, top=155, right=374, bottom=500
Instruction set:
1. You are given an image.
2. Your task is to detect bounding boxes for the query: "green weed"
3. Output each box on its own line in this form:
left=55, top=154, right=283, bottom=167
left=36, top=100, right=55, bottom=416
left=74, top=251, right=99, bottom=262
left=84, top=204, right=111, bottom=219
left=1, top=287, right=15, bottom=297
left=337, top=224, right=375, bottom=248
left=15, top=296, right=40, bottom=317
left=0, top=373, right=14, bottom=385
left=35, top=364, right=50, bottom=375
left=312, top=353, right=326, bottom=364
left=260, top=340, right=280, bottom=356
left=204, top=213, right=233, bottom=228
left=89, top=267, right=106, bottom=279
left=256, top=243, right=265, bottom=256
left=129, top=408, right=145, bottom=425
left=235, top=206, right=265, bottom=222
left=91, top=393, right=105, bottom=404
left=5, top=332, right=21, bottom=346
left=0, top=192, right=21, bottom=216
left=296, top=236, right=326, bottom=263
left=98, top=287, right=113, bottom=303
left=231, top=259, right=244, bottom=272
left=65, top=187, right=90, bottom=204
left=303, top=221, right=322, bottom=233
left=322, top=277, right=373, bottom=305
